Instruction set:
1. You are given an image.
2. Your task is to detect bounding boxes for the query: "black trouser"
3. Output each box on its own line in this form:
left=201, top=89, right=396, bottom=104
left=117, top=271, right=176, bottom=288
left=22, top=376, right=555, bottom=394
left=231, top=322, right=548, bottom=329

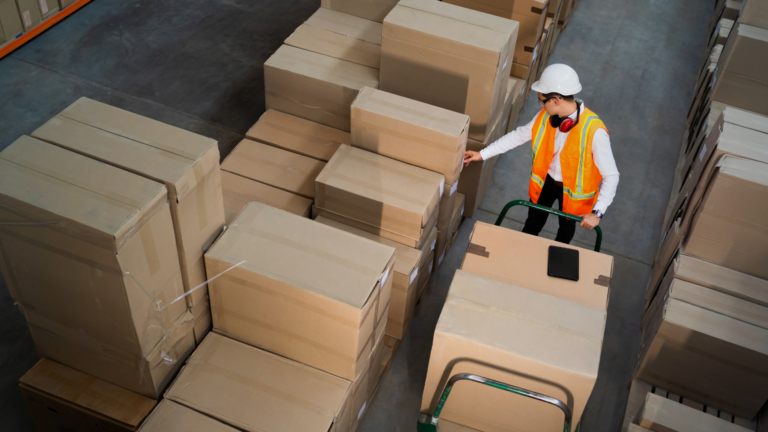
left=522, top=174, right=576, bottom=244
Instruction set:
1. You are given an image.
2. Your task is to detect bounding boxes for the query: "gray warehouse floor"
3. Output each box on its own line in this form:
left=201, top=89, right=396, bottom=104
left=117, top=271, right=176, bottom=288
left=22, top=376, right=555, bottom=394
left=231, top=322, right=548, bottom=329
left=0, top=0, right=711, bottom=430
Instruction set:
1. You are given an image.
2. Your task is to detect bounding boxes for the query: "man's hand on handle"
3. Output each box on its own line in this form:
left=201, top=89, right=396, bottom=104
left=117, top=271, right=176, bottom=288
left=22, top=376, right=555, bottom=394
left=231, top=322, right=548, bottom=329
left=464, top=151, right=483, bottom=167
left=580, top=213, right=601, bottom=230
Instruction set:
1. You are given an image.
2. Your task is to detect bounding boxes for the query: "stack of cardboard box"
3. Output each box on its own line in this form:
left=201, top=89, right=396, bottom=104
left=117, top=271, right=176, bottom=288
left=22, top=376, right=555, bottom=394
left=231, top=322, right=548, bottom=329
left=1, top=0, right=65, bottom=46
left=628, top=2, right=768, bottom=429
left=419, top=222, right=612, bottom=430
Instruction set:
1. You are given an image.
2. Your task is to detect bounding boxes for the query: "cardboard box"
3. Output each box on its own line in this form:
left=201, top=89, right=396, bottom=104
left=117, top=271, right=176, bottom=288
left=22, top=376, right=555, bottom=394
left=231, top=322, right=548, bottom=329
left=620, top=380, right=653, bottom=432
left=38, top=0, right=56, bottom=19
left=443, top=0, right=548, bottom=66
left=204, top=202, right=395, bottom=380
left=321, top=0, right=399, bottom=22
left=683, top=155, right=768, bottom=280
left=32, top=97, right=226, bottom=313
left=285, top=7, right=382, bottom=69
left=421, top=270, right=604, bottom=431
left=741, top=0, right=768, bottom=30
left=315, top=216, right=437, bottom=339
left=437, top=179, right=460, bottom=237
left=636, top=393, right=752, bottom=432
left=448, top=192, right=466, bottom=248
left=510, top=62, right=530, bottom=80
left=351, top=86, right=470, bottom=186
left=165, top=333, right=355, bottom=432
left=709, top=23, right=768, bottom=117
left=0, top=0, right=23, bottom=44
left=315, top=144, right=444, bottom=247
left=507, top=77, right=528, bottom=133
left=16, top=0, right=41, bottom=31
left=221, top=139, right=326, bottom=199
left=264, top=44, right=379, bottom=131
left=380, top=0, right=518, bottom=142
left=190, top=298, right=211, bottom=345
left=636, top=280, right=768, bottom=418
left=20, top=359, right=157, bottom=432
left=0, top=137, right=195, bottom=398
left=645, top=247, right=768, bottom=314
left=221, top=171, right=312, bottom=224
left=462, top=222, right=613, bottom=311
left=138, top=400, right=239, bottom=432
left=245, top=109, right=349, bottom=162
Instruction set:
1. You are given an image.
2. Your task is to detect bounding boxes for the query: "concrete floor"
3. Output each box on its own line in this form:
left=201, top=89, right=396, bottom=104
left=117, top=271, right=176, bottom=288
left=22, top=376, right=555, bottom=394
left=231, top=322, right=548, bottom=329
left=0, top=0, right=710, bottom=430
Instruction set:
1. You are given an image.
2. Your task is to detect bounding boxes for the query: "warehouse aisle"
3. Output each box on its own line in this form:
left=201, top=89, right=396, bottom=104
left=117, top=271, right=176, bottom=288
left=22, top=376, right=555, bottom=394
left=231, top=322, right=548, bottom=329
left=0, top=0, right=710, bottom=431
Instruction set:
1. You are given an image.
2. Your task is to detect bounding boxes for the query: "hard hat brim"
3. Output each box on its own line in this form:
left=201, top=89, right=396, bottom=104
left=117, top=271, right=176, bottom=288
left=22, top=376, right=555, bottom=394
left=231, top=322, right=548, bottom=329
left=530, top=80, right=582, bottom=96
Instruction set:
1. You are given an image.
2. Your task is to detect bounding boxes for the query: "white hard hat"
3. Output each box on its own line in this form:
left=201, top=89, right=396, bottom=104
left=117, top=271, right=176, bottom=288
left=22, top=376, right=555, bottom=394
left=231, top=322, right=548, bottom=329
left=531, top=64, right=582, bottom=96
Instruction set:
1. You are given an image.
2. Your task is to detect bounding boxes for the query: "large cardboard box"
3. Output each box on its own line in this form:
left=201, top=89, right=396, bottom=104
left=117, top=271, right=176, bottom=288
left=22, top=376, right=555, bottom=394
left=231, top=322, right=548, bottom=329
left=204, top=202, right=395, bottom=380
left=683, top=155, right=768, bottom=280
left=245, top=109, right=349, bottom=162
left=0, top=137, right=195, bottom=398
left=421, top=270, right=604, bottom=431
left=645, top=247, right=768, bottom=314
left=20, top=359, right=157, bottom=432
left=0, top=0, right=23, bottom=44
left=462, top=222, right=613, bottom=311
left=321, top=0, right=398, bottom=22
left=16, top=0, right=41, bottom=31
left=380, top=0, right=519, bottom=142
left=443, top=0, right=548, bottom=66
left=221, top=139, right=326, bottom=199
left=636, top=279, right=768, bottom=418
left=351, top=86, right=470, bottom=186
left=315, top=216, right=437, bottom=339
left=32, top=97, right=226, bottom=325
left=708, top=23, right=768, bottom=117
left=315, top=144, right=444, bottom=247
left=741, top=0, right=768, bottom=30
left=165, top=333, right=355, bottom=432
left=138, top=400, right=239, bottom=432
left=286, top=7, right=382, bottom=69
left=636, top=392, right=753, bottom=432
left=221, top=171, right=312, bottom=224
left=264, top=44, right=379, bottom=131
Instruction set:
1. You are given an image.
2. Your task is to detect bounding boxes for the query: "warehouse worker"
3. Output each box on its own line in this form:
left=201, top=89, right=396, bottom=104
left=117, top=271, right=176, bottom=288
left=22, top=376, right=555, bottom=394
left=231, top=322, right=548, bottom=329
left=464, top=64, right=619, bottom=244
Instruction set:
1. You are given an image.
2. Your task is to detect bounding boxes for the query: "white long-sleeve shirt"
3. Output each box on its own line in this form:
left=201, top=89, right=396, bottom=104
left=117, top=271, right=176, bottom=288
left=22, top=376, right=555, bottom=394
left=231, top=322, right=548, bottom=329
left=480, top=102, right=619, bottom=213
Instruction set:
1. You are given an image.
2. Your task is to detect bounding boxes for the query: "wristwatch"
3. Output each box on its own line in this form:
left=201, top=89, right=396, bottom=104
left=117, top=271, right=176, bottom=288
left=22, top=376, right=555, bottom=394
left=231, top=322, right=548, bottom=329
left=592, top=209, right=603, bottom=218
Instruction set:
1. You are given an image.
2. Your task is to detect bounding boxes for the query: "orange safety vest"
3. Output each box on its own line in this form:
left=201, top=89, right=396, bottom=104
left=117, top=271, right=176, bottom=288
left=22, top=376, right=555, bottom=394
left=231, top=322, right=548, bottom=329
left=529, top=107, right=608, bottom=215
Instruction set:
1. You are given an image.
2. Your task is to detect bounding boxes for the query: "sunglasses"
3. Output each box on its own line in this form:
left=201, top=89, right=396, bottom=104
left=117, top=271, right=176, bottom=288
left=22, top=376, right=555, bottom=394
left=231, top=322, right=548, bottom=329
left=538, top=96, right=561, bottom=107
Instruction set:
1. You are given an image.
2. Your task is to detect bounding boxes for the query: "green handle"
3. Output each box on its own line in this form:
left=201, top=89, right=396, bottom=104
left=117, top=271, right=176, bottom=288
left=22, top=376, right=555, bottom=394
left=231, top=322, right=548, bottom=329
left=494, top=200, right=602, bottom=252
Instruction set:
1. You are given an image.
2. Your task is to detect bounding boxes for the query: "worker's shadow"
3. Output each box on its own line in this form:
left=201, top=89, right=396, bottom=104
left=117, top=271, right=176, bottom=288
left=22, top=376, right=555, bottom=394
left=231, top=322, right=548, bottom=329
left=427, top=357, right=575, bottom=419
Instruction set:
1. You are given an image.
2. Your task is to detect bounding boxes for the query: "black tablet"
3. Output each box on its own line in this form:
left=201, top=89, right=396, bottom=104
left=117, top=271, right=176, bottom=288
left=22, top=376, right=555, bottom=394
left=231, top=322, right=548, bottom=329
left=548, top=246, right=579, bottom=281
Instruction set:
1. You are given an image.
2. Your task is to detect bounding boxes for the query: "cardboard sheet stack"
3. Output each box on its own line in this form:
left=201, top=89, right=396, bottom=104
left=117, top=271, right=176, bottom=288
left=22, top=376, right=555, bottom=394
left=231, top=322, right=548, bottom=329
left=418, top=222, right=612, bottom=431
left=636, top=2, right=768, bottom=427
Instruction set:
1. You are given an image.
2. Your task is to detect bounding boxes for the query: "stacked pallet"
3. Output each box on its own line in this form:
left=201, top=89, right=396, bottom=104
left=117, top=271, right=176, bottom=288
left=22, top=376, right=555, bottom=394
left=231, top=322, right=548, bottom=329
left=628, top=1, right=768, bottom=430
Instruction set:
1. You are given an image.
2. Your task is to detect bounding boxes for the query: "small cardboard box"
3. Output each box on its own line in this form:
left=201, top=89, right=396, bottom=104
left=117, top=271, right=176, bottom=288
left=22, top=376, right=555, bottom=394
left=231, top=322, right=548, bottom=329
left=16, top=0, right=41, bottom=31
left=264, top=44, right=379, bottom=131
left=380, top=0, right=518, bottom=142
left=683, top=155, right=768, bottom=280
left=0, top=137, right=194, bottom=398
left=321, top=0, right=398, bottom=22
left=0, top=0, right=23, bottom=44
left=636, top=280, right=768, bottom=419
left=286, top=7, right=382, bottom=69
left=20, top=359, right=157, bottom=432
left=462, top=222, right=613, bottom=311
left=315, top=144, right=444, bottom=247
left=165, top=333, right=354, bottom=432
left=204, top=202, right=395, bottom=380
left=221, top=139, right=326, bottom=199
left=709, top=23, right=768, bottom=117
left=221, top=171, right=312, bottom=224
left=421, top=270, right=604, bottom=431
left=741, top=0, right=768, bottom=30
left=443, top=0, right=548, bottom=66
left=138, top=400, right=239, bottom=432
left=637, top=389, right=755, bottom=432
left=315, top=216, right=437, bottom=339
left=351, top=86, right=470, bottom=186
left=32, top=98, right=226, bottom=320
left=245, top=109, right=349, bottom=162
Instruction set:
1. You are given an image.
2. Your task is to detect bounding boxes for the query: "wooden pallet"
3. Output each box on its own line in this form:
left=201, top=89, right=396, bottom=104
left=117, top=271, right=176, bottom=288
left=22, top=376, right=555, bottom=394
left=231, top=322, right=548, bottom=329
left=0, top=0, right=93, bottom=60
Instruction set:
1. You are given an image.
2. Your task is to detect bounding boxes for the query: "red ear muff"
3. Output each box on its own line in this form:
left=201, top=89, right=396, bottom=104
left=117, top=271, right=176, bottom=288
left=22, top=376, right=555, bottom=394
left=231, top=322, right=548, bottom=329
left=559, top=117, right=574, bottom=133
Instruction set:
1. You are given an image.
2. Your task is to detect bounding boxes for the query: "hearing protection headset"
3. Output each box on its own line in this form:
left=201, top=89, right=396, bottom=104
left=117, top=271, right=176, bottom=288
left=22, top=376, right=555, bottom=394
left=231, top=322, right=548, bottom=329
left=549, top=100, right=581, bottom=133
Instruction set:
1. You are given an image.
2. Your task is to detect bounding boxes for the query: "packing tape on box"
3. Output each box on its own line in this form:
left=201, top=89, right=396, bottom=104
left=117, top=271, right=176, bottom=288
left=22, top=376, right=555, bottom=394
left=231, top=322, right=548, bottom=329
left=593, top=275, right=611, bottom=287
